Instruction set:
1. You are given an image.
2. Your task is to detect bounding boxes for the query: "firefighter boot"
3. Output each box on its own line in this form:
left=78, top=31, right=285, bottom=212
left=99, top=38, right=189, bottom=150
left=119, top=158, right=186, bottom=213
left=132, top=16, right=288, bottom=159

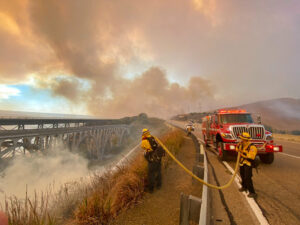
left=247, top=193, right=257, bottom=198
left=239, top=187, right=246, bottom=192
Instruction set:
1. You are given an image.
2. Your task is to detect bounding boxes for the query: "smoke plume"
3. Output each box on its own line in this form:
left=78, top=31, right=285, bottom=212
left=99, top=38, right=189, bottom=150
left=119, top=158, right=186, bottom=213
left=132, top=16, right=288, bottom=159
left=0, top=147, right=90, bottom=205
left=87, top=67, right=214, bottom=117
left=0, top=0, right=299, bottom=116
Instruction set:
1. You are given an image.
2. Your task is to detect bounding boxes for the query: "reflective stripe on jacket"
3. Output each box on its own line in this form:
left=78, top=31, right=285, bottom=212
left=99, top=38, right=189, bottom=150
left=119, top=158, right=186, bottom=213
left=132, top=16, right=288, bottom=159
left=236, top=142, right=258, bottom=166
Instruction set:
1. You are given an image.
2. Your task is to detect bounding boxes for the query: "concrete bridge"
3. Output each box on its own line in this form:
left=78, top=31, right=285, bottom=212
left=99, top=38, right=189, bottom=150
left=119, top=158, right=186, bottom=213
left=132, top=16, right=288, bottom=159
left=0, top=118, right=130, bottom=160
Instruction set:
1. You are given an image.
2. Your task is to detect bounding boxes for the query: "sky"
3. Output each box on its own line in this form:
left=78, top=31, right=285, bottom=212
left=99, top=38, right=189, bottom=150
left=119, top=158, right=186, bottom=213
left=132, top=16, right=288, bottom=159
left=0, top=0, right=299, bottom=118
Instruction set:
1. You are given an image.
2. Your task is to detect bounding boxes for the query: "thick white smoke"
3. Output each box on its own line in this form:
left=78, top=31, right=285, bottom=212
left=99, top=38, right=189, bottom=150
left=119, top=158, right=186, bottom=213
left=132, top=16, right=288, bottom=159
left=0, top=147, right=90, bottom=206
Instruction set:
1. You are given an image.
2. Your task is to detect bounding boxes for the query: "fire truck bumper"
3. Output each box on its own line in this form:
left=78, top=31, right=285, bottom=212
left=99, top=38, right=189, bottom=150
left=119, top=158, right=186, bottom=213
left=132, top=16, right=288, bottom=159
left=265, top=144, right=283, bottom=152
left=223, top=143, right=283, bottom=153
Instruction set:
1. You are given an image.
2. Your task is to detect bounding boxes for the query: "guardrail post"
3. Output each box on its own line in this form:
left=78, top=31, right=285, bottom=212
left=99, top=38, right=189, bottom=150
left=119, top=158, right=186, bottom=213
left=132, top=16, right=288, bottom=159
left=193, top=165, right=204, bottom=184
left=180, top=193, right=202, bottom=225
left=180, top=193, right=189, bottom=225
left=189, top=195, right=202, bottom=223
left=196, top=152, right=204, bottom=162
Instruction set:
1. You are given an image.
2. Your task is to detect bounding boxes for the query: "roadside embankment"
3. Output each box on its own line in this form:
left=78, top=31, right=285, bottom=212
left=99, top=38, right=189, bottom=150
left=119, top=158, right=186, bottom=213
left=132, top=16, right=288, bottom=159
left=111, top=131, right=202, bottom=225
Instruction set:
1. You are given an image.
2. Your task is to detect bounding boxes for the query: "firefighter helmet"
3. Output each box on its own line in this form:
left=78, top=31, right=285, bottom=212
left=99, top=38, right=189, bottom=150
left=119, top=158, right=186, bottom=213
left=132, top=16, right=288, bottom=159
left=142, top=128, right=149, bottom=134
left=240, top=132, right=251, bottom=140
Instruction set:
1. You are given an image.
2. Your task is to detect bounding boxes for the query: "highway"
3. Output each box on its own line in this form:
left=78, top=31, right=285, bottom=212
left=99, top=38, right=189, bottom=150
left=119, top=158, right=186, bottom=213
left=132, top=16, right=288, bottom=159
left=171, top=120, right=300, bottom=225
left=229, top=139, right=300, bottom=225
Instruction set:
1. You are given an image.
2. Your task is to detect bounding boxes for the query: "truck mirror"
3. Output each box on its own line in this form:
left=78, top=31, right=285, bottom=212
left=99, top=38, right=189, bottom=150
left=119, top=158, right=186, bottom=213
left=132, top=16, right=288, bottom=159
left=257, top=115, right=261, bottom=124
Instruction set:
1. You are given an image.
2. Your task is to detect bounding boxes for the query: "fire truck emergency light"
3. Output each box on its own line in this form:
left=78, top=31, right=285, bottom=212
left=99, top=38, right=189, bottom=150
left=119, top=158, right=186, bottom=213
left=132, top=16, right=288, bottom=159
left=218, top=109, right=247, bottom=114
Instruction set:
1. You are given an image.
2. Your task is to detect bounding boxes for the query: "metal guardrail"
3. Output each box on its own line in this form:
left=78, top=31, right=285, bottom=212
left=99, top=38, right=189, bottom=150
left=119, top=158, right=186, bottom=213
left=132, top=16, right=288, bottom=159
left=168, top=121, right=210, bottom=225
left=0, top=118, right=120, bottom=128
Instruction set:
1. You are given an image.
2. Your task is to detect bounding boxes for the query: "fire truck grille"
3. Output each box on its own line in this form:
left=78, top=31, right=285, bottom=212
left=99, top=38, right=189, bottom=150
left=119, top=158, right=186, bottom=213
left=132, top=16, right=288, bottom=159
left=232, top=126, right=265, bottom=140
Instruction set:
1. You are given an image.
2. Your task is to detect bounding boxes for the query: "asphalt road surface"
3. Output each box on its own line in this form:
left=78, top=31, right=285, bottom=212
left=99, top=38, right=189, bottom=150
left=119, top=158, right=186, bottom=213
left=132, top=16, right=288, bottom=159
left=217, top=136, right=300, bottom=224
left=252, top=139, right=300, bottom=225
left=171, top=121, right=300, bottom=225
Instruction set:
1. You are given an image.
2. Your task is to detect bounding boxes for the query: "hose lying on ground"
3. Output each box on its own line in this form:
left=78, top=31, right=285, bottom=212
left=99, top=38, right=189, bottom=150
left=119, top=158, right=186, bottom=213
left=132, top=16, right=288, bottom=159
left=154, top=136, right=241, bottom=190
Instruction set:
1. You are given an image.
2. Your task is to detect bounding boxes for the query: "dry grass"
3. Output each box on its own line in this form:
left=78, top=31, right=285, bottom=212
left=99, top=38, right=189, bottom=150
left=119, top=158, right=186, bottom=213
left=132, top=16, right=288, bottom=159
left=273, top=133, right=300, bottom=143
left=4, top=129, right=184, bottom=225
left=5, top=190, right=56, bottom=225
left=73, top=159, right=147, bottom=225
left=160, top=130, right=185, bottom=168
left=72, top=129, right=184, bottom=225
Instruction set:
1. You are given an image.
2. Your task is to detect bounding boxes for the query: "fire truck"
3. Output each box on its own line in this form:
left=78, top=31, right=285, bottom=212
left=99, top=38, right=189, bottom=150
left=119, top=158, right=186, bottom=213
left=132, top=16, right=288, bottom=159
left=202, top=109, right=282, bottom=164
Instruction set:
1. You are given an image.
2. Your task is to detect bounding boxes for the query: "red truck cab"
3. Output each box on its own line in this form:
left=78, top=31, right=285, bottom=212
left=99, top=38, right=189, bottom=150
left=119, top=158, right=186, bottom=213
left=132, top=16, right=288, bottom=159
left=202, top=109, right=282, bottom=163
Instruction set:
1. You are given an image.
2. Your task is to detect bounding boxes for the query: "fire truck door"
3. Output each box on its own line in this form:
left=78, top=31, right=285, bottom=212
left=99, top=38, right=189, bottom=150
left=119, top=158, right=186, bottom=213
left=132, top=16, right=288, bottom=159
left=211, top=115, right=217, bottom=143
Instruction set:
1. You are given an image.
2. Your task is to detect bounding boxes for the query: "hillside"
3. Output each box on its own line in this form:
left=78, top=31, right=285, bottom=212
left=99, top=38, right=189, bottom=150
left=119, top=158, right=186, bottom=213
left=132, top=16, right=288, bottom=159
left=238, top=98, right=300, bottom=132
left=172, top=98, right=300, bottom=132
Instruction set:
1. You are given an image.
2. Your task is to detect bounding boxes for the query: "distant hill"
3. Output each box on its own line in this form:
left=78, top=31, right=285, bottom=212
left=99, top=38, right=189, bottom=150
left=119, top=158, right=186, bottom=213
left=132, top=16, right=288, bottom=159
left=0, top=110, right=96, bottom=119
left=236, top=98, right=300, bottom=132
left=172, top=98, right=300, bottom=132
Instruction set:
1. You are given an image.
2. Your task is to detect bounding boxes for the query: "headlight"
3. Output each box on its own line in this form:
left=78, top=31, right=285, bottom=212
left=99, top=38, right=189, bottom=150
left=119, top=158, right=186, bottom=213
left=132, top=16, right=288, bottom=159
left=266, top=134, right=273, bottom=141
left=230, top=145, right=236, bottom=150
left=221, top=133, right=234, bottom=139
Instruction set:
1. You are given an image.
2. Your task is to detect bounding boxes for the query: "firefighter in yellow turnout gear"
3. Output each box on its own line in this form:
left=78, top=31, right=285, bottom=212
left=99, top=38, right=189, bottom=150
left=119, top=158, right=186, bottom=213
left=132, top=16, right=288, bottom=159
left=186, top=126, right=192, bottom=136
left=141, top=129, right=165, bottom=192
left=236, top=132, right=258, bottom=198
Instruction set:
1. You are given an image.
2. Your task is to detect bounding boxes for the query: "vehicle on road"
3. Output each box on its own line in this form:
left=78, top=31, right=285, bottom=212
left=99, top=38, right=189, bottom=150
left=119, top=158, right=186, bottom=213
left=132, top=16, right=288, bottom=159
left=185, top=124, right=195, bottom=131
left=202, top=109, right=282, bottom=163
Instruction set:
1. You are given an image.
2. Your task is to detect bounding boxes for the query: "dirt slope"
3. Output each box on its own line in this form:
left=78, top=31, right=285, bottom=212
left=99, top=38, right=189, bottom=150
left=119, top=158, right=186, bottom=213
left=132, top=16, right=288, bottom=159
left=238, top=98, right=300, bottom=131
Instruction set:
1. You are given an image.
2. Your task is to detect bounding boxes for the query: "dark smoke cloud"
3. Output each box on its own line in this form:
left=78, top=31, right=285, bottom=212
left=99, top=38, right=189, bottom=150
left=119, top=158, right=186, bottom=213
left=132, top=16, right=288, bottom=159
left=50, top=78, right=83, bottom=103
left=88, top=67, right=214, bottom=118
left=0, top=0, right=299, bottom=116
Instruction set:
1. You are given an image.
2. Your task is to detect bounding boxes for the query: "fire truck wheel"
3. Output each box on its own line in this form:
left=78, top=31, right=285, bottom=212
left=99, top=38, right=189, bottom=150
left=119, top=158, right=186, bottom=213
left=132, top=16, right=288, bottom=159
left=216, top=141, right=228, bottom=161
left=204, top=135, right=209, bottom=147
left=259, top=153, right=274, bottom=164
left=205, top=141, right=209, bottom=148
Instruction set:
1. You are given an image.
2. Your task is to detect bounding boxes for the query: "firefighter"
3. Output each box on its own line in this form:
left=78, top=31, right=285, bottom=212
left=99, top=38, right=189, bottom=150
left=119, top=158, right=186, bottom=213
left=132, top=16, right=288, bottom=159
left=141, top=128, right=165, bottom=192
left=186, top=126, right=192, bottom=136
left=236, top=132, right=258, bottom=198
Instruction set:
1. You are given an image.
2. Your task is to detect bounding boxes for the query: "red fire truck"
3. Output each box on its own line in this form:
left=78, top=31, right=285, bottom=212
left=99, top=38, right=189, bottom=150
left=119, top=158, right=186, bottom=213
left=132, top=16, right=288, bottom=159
left=202, top=109, right=282, bottom=164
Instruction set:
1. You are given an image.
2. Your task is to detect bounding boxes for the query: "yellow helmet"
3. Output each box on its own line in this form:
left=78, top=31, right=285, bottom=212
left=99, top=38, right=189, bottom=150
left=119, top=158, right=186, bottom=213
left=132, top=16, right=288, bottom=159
left=240, top=132, right=251, bottom=140
left=142, top=128, right=149, bottom=134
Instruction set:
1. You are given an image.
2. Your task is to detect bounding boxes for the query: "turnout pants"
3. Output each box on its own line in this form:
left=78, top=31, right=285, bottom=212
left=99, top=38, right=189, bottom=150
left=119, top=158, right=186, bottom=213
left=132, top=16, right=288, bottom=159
left=148, top=161, right=162, bottom=191
left=240, top=164, right=255, bottom=194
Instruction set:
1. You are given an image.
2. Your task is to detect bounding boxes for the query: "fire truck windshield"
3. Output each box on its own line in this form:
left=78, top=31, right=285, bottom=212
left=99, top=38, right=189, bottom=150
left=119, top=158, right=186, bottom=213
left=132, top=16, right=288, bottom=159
left=220, top=114, right=253, bottom=124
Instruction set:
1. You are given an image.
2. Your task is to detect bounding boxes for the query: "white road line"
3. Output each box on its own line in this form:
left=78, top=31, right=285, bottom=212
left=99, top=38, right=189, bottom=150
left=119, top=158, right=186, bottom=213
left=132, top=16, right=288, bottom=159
left=201, top=139, right=270, bottom=225
left=168, top=121, right=269, bottom=224
left=279, top=152, right=300, bottom=159
left=222, top=161, right=270, bottom=225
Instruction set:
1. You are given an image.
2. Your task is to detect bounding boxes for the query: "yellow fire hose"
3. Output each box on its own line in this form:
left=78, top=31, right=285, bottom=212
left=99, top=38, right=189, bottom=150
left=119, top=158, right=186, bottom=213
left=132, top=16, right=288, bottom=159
left=154, top=136, right=241, bottom=190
